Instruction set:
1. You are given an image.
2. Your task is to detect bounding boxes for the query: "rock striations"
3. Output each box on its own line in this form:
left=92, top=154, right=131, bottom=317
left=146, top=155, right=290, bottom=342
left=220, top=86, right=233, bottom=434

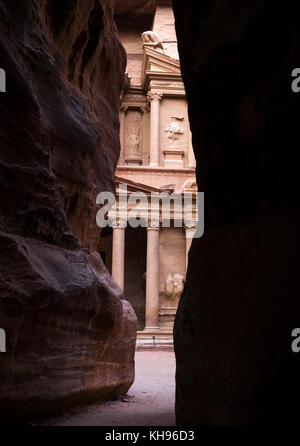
left=0, top=0, right=136, bottom=420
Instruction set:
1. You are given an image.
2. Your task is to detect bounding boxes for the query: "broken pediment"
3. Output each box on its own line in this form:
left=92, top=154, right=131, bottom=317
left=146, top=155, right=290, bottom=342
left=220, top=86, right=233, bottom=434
left=141, top=46, right=181, bottom=87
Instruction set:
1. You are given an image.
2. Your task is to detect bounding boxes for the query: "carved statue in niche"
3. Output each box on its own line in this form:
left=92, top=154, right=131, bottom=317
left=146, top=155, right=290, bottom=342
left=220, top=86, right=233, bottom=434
left=127, top=125, right=141, bottom=155
left=164, top=116, right=184, bottom=148
left=125, top=110, right=142, bottom=158
left=165, top=273, right=185, bottom=307
left=141, top=31, right=164, bottom=51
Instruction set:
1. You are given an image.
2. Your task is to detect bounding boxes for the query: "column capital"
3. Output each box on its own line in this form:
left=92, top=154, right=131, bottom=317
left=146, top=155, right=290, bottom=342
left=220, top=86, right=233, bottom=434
left=147, top=92, right=163, bottom=102
left=112, top=217, right=126, bottom=289
left=140, top=104, right=149, bottom=114
left=112, top=217, right=127, bottom=229
left=184, top=220, right=197, bottom=230
left=120, top=104, right=128, bottom=113
left=147, top=218, right=160, bottom=230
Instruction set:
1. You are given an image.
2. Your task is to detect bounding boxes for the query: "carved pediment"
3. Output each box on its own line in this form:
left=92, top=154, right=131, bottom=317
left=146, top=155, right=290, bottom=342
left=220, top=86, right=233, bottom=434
left=149, top=63, right=168, bottom=72
left=141, top=46, right=181, bottom=87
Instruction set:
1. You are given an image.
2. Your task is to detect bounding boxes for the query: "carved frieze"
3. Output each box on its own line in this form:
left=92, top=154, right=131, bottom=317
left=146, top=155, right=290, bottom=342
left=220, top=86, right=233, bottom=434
left=150, top=81, right=184, bottom=88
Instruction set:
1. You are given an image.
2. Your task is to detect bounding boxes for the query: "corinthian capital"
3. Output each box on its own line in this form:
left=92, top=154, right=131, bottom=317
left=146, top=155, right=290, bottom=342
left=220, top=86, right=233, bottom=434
left=112, top=217, right=127, bottom=229
left=147, top=92, right=163, bottom=102
left=147, top=218, right=160, bottom=230
left=140, top=104, right=149, bottom=114
left=184, top=220, right=197, bottom=230
left=120, top=104, right=128, bottom=113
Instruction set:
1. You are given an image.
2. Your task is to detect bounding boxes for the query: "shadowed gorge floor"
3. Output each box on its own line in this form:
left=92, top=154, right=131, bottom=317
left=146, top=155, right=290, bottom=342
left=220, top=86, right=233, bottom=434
left=39, top=352, right=175, bottom=426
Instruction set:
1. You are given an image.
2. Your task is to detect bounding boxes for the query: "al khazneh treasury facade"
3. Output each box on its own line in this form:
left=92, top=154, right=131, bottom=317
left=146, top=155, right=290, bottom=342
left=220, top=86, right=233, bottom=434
left=99, top=3, right=198, bottom=345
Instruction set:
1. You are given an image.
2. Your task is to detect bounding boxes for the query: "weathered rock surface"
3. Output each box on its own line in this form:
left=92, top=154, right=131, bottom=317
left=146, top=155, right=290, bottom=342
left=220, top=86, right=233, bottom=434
left=173, top=0, right=300, bottom=425
left=0, top=0, right=136, bottom=420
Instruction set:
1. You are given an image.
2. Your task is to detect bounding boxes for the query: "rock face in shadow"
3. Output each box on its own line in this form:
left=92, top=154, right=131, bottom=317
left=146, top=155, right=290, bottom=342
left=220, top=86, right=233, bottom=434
left=173, top=0, right=300, bottom=425
left=114, top=0, right=171, bottom=18
left=0, top=0, right=136, bottom=420
left=114, top=0, right=156, bottom=16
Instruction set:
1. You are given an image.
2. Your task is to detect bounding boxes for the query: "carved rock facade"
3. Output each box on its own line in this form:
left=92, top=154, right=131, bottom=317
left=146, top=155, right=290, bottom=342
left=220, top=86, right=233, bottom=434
left=100, top=3, right=198, bottom=346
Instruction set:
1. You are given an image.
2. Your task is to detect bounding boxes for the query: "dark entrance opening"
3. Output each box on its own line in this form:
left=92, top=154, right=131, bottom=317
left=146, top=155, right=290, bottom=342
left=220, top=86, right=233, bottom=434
left=124, top=224, right=147, bottom=331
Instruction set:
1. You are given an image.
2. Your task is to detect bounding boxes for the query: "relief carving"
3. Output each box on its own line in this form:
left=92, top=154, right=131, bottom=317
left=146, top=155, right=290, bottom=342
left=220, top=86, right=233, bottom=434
left=127, top=125, right=141, bottom=155
left=164, top=116, right=184, bottom=148
left=165, top=273, right=185, bottom=307
left=125, top=110, right=143, bottom=160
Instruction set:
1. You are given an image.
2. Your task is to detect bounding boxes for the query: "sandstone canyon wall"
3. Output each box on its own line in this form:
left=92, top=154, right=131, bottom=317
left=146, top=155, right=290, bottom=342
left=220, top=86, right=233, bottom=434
left=0, top=0, right=137, bottom=420
left=173, top=0, right=300, bottom=425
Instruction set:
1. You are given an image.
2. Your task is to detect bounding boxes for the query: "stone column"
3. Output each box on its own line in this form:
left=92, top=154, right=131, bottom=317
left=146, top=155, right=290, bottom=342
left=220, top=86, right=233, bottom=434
left=112, top=218, right=126, bottom=289
left=145, top=219, right=160, bottom=330
left=148, top=92, right=162, bottom=167
left=140, top=104, right=149, bottom=165
left=185, top=221, right=197, bottom=271
left=119, top=105, right=128, bottom=165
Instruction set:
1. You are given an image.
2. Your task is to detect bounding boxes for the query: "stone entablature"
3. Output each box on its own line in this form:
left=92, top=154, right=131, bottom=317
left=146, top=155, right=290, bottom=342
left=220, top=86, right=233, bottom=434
left=108, top=177, right=198, bottom=228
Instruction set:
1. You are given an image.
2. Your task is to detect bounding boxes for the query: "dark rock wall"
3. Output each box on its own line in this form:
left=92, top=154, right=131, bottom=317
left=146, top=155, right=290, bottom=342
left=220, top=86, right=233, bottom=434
left=0, top=0, right=137, bottom=420
left=173, top=0, right=300, bottom=425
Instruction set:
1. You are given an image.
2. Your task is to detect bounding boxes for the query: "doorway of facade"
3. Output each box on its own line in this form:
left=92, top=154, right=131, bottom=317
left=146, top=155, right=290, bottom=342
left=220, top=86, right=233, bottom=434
left=124, top=225, right=147, bottom=331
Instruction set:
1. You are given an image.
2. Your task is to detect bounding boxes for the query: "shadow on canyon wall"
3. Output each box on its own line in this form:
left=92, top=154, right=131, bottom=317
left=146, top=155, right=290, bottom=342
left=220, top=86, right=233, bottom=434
left=0, top=0, right=137, bottom=420
left=173, top=0, right=300, bottom=425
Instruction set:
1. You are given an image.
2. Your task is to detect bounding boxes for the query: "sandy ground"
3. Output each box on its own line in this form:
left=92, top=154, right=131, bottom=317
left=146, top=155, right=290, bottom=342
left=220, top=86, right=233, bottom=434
left=41, top=351, right=176, bottom=426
